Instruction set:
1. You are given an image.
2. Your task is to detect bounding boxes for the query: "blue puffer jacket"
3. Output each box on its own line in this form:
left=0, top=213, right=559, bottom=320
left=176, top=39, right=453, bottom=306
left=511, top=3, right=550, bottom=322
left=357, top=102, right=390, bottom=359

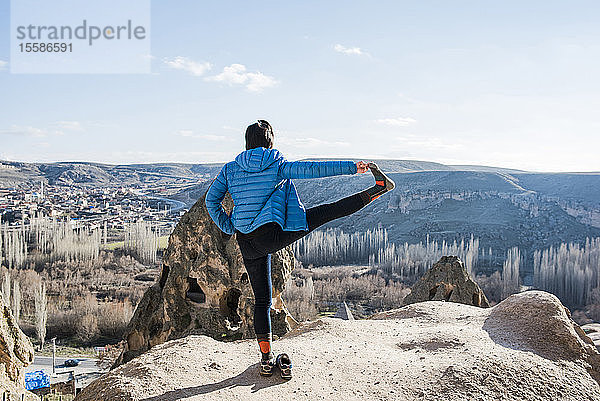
left=205, top=147, right=357, bottom=234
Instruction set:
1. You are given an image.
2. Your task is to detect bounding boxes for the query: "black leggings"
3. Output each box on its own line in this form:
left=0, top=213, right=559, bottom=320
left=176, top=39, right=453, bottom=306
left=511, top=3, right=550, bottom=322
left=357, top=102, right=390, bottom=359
left=235, top=192, right=369, bottom=336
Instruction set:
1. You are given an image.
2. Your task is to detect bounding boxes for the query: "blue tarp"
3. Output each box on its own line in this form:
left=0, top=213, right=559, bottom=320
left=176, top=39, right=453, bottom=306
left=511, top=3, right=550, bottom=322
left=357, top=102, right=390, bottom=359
left=24, top=370, right=50, bottom=390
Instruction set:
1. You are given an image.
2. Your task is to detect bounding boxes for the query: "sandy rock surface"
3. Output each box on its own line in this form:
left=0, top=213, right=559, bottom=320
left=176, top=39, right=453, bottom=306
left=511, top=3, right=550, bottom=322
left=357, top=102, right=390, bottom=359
left=77, top=291, right=600, bottom=401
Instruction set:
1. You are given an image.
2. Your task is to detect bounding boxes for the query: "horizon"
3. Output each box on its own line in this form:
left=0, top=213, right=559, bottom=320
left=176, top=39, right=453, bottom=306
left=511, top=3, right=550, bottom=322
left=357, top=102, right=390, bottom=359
left=2, top=156, right=599, bottom=175
left=2, top=1, right=600, bottom=172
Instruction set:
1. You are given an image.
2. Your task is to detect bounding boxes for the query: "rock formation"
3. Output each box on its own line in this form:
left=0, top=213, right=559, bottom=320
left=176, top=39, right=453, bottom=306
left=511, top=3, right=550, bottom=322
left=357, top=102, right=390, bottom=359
left=403, top=255, right=489, bottom=307
left=483, top=291, right=600, bottom=384
left=76, top=290, right=600, bottom=401
left=114, top=194, right=296, bottom=366
left=0, top=294, right=38, bottom=401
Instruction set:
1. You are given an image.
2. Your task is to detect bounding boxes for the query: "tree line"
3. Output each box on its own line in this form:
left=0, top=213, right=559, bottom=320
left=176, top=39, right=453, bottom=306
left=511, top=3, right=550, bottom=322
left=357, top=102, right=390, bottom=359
left=293, top=228, right=480, bottom=281
left=0, top=214, right=160, bottom=269
left=293, top=227, right=600, bottom=311
left=533, top=237, right=600, bottom=308
left=0, top=214, right=160, bottom=348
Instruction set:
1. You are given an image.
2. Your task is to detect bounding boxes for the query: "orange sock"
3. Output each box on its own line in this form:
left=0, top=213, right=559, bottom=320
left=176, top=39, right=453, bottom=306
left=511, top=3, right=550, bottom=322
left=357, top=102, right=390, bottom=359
left=257, top=333, right=273, bottom=361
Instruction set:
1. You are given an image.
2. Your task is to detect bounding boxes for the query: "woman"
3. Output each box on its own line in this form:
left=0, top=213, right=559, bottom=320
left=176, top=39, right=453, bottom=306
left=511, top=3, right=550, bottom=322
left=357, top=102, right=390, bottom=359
left=205, top=120, right=395, bottom=379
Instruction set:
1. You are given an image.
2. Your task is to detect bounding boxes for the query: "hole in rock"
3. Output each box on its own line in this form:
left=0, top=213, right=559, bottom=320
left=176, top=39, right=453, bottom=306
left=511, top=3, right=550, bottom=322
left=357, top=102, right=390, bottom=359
left=221, top=288, right=242, bottom=326
left=149, top=321, right=163, bottom=337
left=428, top=285, right=438, bottom=300
left=240, top=272, right=249, bottom=283
left=186, top=277, right=206, bottom=303
left=472, top=293, right=480, bottom=306
left=159, top=264, right=170, bottom=288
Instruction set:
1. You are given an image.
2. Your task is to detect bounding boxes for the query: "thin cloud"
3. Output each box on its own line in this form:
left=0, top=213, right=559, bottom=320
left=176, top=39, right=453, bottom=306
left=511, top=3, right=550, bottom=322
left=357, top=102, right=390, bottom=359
left=375, top=117, right=417, bottom=127
left=205, top=64, right=278, bottom=92
left=163, top=56, right=212, bottom=76
left=334, top=44, right=369, bottom=57
left=53, top=121, right=83, bottom=131
left=0, top=125, right=51, bottom=137
left=0, top=60, right=7, bottom=70
left=0, top=121, right=83, bottom=137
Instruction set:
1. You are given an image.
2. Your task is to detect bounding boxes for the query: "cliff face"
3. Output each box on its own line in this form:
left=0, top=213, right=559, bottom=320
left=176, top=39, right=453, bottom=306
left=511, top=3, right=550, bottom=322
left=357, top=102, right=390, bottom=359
left=78, top=291, right=600, bottom=401
left=114, top=194, right=297, bottom=366
left=0, top=294, right=38, bottom=401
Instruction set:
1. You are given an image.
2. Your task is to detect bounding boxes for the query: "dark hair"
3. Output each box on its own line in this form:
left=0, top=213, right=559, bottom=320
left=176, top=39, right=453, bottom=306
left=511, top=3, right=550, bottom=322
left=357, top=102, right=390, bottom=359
left=245, top=120, right=274, bottom=150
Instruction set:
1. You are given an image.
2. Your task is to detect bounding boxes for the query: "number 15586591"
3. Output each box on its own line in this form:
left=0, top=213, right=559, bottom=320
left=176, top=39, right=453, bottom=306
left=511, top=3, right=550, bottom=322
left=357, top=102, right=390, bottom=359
left=19, top=43, right=73, bottom=52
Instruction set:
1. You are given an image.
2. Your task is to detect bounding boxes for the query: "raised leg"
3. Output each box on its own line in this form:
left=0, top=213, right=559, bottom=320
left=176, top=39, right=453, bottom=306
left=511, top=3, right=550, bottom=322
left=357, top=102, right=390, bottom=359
left=305, top=192, right=370, bottom=231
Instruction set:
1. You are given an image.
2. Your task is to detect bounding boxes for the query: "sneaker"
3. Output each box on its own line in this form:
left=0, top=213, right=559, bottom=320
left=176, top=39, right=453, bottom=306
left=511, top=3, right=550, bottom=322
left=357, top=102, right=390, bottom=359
left=367, top=162, right=395, bottom=199
left=275, top=353, right=292, bottom=380
left=259, top=358, right=275, bottom=377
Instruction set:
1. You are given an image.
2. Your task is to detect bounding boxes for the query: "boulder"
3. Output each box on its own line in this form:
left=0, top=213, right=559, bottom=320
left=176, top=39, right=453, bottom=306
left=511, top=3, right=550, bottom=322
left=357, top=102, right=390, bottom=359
left=0, top=294, right=38, bottom=401
left=114, top=194, right=297, bottom=366
left=76, top=291, right=600, bottom=401
left=483, top=291, right=600, bottom=384
left=403, top=255, right=489, bottom=307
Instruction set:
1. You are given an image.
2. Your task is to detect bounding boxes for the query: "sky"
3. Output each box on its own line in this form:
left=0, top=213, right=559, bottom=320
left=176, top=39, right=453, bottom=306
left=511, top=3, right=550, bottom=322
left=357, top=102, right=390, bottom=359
left=1, top=0, right=599, bottom=172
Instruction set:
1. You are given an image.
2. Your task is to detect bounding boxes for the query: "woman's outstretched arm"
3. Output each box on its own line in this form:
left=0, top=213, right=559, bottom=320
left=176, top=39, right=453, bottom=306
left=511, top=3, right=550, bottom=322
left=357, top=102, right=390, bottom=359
left=205, top=166, right=235, bottom=235
left=278, top=160, right=367, bottom=179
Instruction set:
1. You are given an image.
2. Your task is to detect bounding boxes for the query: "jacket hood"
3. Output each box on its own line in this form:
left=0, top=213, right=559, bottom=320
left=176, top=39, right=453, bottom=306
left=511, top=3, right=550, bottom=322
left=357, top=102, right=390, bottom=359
left=234, top=147, right=284, bottom=172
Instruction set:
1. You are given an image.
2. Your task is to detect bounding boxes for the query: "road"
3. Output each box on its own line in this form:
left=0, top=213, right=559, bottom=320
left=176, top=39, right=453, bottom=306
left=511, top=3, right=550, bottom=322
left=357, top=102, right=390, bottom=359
left=25, top=356, right=104, bottom=390
left=145, top=195, right=188, bottom=212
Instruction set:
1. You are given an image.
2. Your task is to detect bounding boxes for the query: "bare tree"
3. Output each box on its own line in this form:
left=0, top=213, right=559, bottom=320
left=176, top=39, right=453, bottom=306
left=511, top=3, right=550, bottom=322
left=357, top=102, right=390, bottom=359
left=534, top=237, right=600, bottom=308
left=124, top=220, right=159, bottom=264
left=502, top=247, right=521, bottom=299
left=1, top=223, right=27, bottom=269
left=2, top=271, right=10, bottom=303
left=12, top=279, right=21, bottom=323
left=293, top=228, right=480, bottom=282
left=34, top=282, right=48, bottom=350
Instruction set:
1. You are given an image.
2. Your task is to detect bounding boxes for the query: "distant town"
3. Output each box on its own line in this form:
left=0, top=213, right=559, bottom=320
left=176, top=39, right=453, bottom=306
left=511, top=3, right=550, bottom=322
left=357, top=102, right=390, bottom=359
left=0, top=181, right=188, bottom=236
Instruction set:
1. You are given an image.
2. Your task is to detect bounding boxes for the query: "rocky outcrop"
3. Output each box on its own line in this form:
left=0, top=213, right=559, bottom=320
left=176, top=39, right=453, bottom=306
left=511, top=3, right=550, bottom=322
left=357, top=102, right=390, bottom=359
left=403, top=255, right=489, bottom=307
left=114, top=194, right=296, bottom=366
left=0, top=294, right=38, bottom=401
left=77, top=290, right=600, bottom=401
left=483, top=291, right=600, bottom=384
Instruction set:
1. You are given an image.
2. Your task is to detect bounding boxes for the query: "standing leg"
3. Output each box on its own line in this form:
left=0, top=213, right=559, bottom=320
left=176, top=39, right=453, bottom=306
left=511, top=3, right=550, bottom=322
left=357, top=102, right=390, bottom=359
left=241, top=254, right=274, bottom=362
